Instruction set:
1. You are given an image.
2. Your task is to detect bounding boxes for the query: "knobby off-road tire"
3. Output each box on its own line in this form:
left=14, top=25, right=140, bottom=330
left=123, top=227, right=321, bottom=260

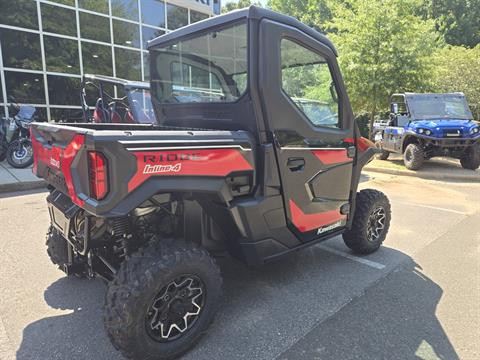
left=104, top=239, right=222, bottom=360
left=460, top=144, right=480, bottom=170
left=403, top=143, right=425, bottom=170
left=374, top=141, right=390, bottom=160
left=46, top=226, right=86, bottom=277
left=46, top=226, right=69, bottom=268
left=343, top=189, right=391, bottom=254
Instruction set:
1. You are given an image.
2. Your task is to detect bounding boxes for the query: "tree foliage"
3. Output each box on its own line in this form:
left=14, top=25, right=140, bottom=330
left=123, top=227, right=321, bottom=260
left=327, top=0, right=440, bottom=136
left=222, top=0, right=262, bottom=13
left=432, top=45, right=480, bottom=119
left=421, top=0, right=480, bottom=48
left=268, top=0, right=332, bottom=32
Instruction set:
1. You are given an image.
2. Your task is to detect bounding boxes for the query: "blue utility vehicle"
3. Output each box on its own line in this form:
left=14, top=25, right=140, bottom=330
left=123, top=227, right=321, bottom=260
left=373, top=93, right=480, bottom=170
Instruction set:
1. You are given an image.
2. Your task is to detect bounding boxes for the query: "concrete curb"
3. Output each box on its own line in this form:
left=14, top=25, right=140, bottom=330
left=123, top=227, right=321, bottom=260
left=364, top=165, right=479, bottom=182
left=0, top=180, right=47, bottom=194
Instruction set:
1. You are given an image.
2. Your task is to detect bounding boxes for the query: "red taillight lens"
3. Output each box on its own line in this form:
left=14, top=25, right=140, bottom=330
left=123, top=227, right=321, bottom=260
left=357, top=136, right=375, bottom=152
left=88, top=151, right=108, bottom=200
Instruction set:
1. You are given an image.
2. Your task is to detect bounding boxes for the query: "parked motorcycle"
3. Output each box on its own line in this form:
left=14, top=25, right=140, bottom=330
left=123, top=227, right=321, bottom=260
left=0, top=101, right=36, bottom=168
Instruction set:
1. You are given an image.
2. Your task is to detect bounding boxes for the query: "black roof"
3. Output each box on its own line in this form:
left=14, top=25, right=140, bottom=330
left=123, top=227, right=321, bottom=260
left=147, top=5, right=337, bottom=56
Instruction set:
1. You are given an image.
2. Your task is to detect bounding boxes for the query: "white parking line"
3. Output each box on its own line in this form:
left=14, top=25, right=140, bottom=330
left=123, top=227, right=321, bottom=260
left=398, top=202, right=469, bottom=215
left=317, top=245, right=386, bottom=270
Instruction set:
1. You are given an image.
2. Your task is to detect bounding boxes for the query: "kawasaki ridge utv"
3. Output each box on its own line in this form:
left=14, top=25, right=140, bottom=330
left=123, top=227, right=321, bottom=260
left=31, top=6, right=391, bottom=360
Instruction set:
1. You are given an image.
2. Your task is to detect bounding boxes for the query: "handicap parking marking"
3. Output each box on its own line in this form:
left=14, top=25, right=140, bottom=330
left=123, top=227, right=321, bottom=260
left=317, top=244, right=386, bottom=270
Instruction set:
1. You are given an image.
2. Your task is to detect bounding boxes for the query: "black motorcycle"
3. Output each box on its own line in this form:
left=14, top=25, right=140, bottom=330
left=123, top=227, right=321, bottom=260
left=0, top=101, right=36, bottom=168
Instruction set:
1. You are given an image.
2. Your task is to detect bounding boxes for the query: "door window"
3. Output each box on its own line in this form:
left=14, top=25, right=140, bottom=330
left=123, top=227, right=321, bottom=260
left=281, top=39, right=340, bottom=128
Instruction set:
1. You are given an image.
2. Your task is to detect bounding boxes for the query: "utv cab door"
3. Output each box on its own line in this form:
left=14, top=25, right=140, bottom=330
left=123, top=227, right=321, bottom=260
left=259, top=20, right=356, bottom=242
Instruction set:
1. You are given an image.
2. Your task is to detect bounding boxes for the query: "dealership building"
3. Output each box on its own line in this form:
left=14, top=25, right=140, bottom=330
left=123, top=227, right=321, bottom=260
left=0, top=0, right=221, bottom=121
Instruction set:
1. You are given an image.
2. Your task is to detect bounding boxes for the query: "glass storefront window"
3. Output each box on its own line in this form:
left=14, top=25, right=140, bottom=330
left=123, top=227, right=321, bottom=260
left=80, top=12, right=111, bottom=43
left=0, top=29, right=42, bottom=70
left=141, top=0, right=165, bottom=28
left=115, top=48, right=142, bottom=80
left=190, top=10, right=209, bottom=24
left=166, top=4, right=188, bottom=30
left=50, top=0, right=75, bottom=5
left=0, top=0, right=38, bottom=30
left=50, top=108, right=84, bottom=123
left=82, top=42, right=113, bottom=76
left=47, top=76, right=81, bottom=106
left=78, top=0, right=109, bottom=14
left=142, top=26, right=165, bottom=50
left=41, top=3, right=77, bottom=37
left=143, top=52, right=150, bottom=80
left=44, top=36, right=80, bottom=74
left=113, top=19, right=140, bottom=48
left=112, top=0, right=139, bottom=21
left=4, top=72, right=45, bottom=104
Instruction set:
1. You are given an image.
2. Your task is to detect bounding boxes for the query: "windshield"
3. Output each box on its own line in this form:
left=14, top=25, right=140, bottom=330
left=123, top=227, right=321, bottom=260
left=150, top=21, right=247, bottom=104
left=407, top=95, right=473, bottom=120
left=129, top=89, right=156, bottom=124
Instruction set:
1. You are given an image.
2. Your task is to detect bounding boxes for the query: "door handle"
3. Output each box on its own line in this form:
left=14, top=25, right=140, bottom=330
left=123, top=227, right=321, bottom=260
left=287, top=157, right=305, bottom=172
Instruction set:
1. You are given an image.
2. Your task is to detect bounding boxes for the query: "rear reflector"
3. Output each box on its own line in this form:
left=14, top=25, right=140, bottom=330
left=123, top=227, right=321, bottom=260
left=88, top=151, right=108, bottom=200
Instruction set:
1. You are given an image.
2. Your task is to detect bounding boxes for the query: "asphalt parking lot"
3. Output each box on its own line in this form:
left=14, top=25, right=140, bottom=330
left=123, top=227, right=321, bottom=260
left=0, top=172, right=479, bottom=360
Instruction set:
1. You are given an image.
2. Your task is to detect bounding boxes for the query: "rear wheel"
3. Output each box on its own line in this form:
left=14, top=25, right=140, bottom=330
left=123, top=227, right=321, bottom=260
left=104, top=239, right=222, bottom=360
left=403, top=143, right=424, bottom=170
left=46, top=226, right=86, bottom=277
left=374, top=141, right=390, bottom=160
left=343, top=189, right=391, bottom=254
left=460, top=144, right=480, bottom=170
left=6, top=140, right=33, bottom=168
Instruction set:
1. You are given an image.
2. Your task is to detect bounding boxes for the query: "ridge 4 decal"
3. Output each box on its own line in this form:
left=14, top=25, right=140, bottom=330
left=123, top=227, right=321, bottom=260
left=128, top=148, right=253, bottom=192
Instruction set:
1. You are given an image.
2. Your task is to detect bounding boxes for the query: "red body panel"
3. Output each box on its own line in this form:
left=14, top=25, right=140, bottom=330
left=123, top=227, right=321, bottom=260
left=128, top=148, right=253, bottom=192
left=31, top=132, right=86, bottom=206
left=312, top=149, right=350, bottom=165
left=289, top=199, right=346, bottom=232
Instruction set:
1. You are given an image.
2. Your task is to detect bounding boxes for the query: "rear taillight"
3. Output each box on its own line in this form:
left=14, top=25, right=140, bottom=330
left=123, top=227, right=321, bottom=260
left=88, top=151, right=108, bottom=200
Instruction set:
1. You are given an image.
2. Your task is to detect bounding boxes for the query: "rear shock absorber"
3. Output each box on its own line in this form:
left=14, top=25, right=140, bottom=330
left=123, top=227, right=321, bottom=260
left=110, top=217, right=131, bottom=259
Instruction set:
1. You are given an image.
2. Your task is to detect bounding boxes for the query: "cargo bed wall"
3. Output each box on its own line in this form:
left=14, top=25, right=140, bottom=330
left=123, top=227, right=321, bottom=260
left=31, top=123, right=256, bottom=217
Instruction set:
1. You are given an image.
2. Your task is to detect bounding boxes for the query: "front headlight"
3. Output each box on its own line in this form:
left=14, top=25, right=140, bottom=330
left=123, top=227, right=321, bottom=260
left=470, top=127, right=480, bottom=134
left=424, top=129, right=432, bottom=136
left=417, top=128, right=424, bottom=134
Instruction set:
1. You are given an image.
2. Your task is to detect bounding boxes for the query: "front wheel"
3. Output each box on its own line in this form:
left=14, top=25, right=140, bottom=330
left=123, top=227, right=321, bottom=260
left=374, top=141, right=390, bottom=160
left=460, top=144, right=480, bottom=170
left=104, top=239, right=222, bottom=360
left=403, top=143, right=424, bottom=170
left=343, top=189, right=391, bottom=254
left=6, top=139, right=33, bottom=168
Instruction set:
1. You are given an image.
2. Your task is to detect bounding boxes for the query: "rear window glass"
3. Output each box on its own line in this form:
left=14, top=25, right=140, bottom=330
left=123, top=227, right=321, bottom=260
left=151, top=21, right=247, bottom=104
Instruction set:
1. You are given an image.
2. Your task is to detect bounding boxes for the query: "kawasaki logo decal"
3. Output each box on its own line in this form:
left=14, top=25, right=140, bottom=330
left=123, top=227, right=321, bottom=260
left=317, top=220, right=343, bottom=235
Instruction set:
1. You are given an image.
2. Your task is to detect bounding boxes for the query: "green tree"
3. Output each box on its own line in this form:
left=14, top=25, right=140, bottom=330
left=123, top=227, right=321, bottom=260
left=268, top=0, right=332, bottom=32
left=432, top=45, right=480, bottom=119
left=421, top=0, right=480, bottom=48
left=222, top=0, right=262, bottom=13
left=327, top=0, right=440, bottom=137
